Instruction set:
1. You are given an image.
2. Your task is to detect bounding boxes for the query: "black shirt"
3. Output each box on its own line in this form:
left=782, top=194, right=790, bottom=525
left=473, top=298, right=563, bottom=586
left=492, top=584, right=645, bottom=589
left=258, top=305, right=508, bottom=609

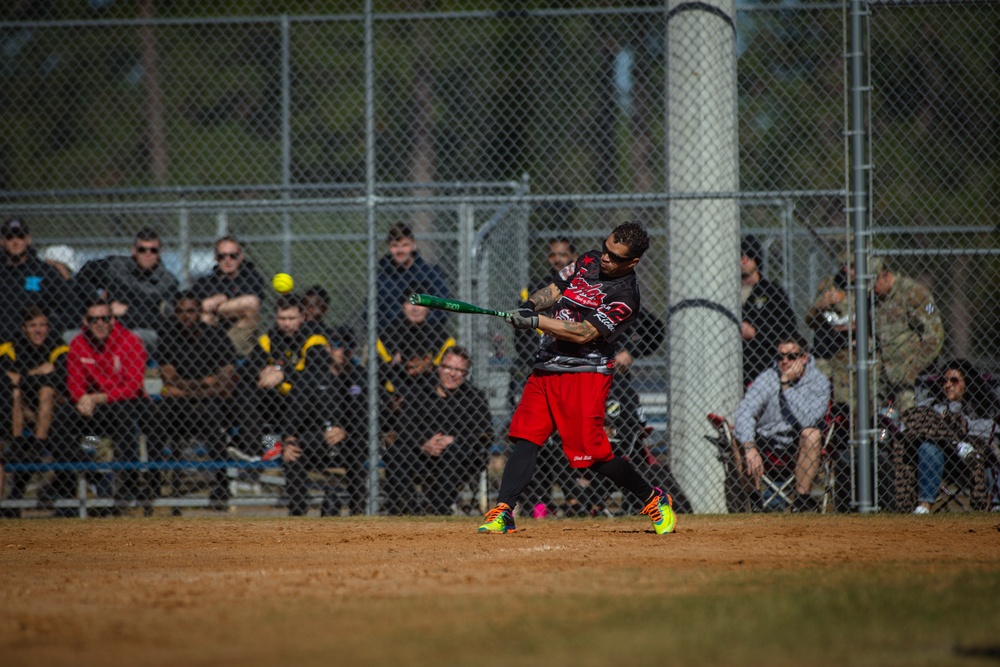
left=537, top=249, right=641, bottom=374
left=157, top=321, right=238, bottom=379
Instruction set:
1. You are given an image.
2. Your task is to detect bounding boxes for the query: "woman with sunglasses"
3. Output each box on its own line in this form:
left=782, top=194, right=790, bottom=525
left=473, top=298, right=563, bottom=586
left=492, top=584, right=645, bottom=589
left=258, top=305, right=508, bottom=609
left=910, top=359, right=997, bottom=514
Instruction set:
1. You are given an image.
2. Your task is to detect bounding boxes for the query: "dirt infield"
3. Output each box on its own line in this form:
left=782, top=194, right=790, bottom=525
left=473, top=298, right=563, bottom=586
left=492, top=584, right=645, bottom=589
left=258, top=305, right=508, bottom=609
left=2, top=513, right=999, bottom=667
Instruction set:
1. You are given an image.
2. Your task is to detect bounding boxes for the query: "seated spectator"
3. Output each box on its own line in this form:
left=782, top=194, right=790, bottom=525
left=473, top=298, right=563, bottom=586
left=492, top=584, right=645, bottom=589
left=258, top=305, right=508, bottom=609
left=903, top=359, right=997, bottom=514
left=148, top=293, right=238, bottom=510
left=733, top=333, right=831, bottom=512
left=382, top=347, right=493, bottom=515
left=59, top=297, right=149, bottom=507
left=280, top=337, right=369, bottom=517
left=0, top=307, right=72, bottom=517
left=377, top=287, right=455, bottom=395
left=235, top=294, right=330, bottom=458
left=0, top=218, right=77, bottom=344
left=73, top=228, right=179, bottom=357
left=191, top=235, right=265, bottom=357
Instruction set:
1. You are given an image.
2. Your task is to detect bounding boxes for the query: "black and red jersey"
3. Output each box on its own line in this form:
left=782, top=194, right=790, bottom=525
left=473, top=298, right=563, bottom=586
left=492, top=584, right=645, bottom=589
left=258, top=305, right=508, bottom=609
left=533, top=249, right=641, bottom=374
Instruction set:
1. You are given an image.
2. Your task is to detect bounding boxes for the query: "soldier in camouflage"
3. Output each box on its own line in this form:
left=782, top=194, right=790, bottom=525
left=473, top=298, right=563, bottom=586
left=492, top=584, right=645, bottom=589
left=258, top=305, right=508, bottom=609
left=872, top=261, right=943, bottom=411
left=806, top=254, right=943, bottom=412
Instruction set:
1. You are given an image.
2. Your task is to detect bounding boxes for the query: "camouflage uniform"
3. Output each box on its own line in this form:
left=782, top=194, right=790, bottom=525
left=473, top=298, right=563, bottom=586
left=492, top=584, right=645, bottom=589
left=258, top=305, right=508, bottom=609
left=805, top=275, right=861, bottom=406
left=873, top=274, right=943, bottom=411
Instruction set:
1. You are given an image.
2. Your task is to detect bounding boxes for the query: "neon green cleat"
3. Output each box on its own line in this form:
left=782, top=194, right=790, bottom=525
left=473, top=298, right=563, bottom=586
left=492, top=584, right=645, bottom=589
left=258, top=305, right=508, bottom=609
left=478, top=503, right=516, bottom=534
left=641, top=489, right=676, bottom=535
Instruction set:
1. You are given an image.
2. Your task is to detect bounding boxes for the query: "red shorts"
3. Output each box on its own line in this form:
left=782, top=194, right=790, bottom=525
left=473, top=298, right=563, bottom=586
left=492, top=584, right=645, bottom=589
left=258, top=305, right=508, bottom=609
left=508, top=370, right=613, bottom=468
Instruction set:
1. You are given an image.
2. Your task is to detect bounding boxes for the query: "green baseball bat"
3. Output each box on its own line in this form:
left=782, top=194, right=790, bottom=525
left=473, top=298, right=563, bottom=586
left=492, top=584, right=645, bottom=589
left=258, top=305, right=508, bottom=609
left=409, top=293, right=512, bottom=318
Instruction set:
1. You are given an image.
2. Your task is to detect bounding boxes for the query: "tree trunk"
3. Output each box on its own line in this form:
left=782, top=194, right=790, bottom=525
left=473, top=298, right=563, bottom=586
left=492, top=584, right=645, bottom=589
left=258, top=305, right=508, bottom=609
left=139, top=0, right=168, bottom=186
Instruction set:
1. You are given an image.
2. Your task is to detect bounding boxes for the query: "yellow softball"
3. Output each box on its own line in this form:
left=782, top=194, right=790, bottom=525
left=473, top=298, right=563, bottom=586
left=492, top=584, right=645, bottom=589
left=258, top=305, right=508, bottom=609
left=272, top=273, right=294, bottom=294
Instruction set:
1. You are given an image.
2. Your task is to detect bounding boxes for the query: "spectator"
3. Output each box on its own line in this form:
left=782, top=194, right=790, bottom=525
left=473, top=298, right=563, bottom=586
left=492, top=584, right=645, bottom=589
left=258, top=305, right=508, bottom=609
left=61, top=297, right=149, bottom=506
left=73, top=228, right=179, bottom=357
left=0, top=307, right=71, bottom=516
left=280, top=336, right=369, bottom=517
left=740, top=235, right=797, bottom=386
left=873, top=258, right=944, bottom=411
left=0, top=218, right=76, bottom=343
left=376, top=286, right=455, bottom=391
left=148, top=292, right=238, bottom=510
left=235, top=294, right=330, bottom=458
left=733, top=333, right=831, bottom=512
left=383, top=347, right=493, bottom=515
left=375, top=223, right=450, bottom=328
left=805, top=253, right=862, bottom=411
left=903, top=359, right=997, bottom=514
left=301, top=284, right=340, bottom=341
left=191, top=235, right=265, bottom=357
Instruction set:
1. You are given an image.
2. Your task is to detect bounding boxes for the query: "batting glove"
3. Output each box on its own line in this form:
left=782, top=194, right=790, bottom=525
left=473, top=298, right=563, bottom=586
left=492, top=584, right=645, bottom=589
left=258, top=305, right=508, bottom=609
left=506, top=312, right=539, bottom=330
left=517, top=300, right=537, bottom=319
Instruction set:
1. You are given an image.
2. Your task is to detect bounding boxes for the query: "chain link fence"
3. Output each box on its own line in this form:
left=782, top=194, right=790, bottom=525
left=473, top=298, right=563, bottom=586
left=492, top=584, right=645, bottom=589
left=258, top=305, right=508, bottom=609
left=1, top=1, right=997, bottom=518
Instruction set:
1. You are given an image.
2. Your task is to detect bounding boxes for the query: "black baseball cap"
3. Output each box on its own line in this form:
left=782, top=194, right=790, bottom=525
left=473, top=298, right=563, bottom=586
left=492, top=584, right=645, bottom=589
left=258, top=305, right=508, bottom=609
left=1, top=218, right=29, bottom=238
left=740, top=235, right=762, bottom=264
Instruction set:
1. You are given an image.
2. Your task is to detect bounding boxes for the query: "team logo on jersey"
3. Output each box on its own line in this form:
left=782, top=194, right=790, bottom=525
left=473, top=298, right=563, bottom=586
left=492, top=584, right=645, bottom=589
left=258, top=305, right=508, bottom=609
left=563, top=277, right=606, bottom=308
left=595, top=302, right=633, bottom=330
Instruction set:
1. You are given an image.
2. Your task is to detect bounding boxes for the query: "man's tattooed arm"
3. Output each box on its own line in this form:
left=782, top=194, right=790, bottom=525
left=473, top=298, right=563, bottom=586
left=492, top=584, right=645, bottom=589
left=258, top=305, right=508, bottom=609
left=528, top=283, right=561, bottom=311
left=535, top=315, right=599, bottom=344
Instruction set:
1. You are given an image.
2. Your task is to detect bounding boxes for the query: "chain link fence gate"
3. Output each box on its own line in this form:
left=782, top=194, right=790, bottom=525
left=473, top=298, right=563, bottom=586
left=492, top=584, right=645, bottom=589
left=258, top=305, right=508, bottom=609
left=0, top=1, right=997, bottom=518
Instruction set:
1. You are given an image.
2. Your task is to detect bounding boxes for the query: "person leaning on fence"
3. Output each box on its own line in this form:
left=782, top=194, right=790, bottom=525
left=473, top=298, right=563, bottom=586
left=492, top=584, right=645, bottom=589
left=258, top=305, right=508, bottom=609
left=147, top=292, right=238, bottom=511
left=59, top=296, right=150, bottom=510
left=480, top=221, right=677, bottom=535
left=191, top=235, right=265, bottom=358
left=374, top=222, right=451, bottom=328
left=73, top=228, right=179, bottom=358
left=0, top=307, right=72, bottom=518
left=280, top=335, right=370, bottom=517
left=733, top=333, right=831, bottom=512
left=234, top=294, right=330, bottom=460
left=0, top=218, right=78, bottom=344
left=383, top=346, right=493, bottom=516
left=899, top=359, right=997, bottom=514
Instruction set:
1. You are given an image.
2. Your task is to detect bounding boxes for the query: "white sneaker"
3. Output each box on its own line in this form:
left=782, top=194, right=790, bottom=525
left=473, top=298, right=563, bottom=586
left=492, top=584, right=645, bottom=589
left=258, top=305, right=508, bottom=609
left=913, top=505, right=930, bottom=515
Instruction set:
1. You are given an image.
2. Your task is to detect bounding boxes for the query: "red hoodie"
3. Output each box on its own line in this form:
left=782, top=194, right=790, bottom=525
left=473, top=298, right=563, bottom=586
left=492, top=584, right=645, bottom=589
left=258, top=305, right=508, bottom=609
left=66, top=321, right=147, bottom=403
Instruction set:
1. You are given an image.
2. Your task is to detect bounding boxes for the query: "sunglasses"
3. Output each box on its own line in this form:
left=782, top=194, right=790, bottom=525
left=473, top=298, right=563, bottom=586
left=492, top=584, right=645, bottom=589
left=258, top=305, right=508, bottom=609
left=135, top=246, right=160, bottom=255
left=216, top=252, right=240, bottom=260
left=601, top=241, right=631, bottom=265
left=86, top=315, right=113, bottom=324
left=940, top=376, right=963, bottom=386
left=775, top=352, right=804, bottom=362
left=3, top=232, right=27, bottom=240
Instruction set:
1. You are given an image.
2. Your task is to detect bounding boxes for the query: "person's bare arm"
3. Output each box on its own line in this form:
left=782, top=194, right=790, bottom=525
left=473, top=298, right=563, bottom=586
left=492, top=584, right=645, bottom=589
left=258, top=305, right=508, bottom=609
left=535, top=315, right=600, bottom=345
left=527, top=283, right=562, bottom=311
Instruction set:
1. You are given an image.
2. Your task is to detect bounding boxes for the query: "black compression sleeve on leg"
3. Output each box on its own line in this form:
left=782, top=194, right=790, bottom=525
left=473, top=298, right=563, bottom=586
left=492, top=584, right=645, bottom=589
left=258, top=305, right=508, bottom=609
left=589, top=456, right=654, bottom=502
left=496, top=439, right=539, bottom=509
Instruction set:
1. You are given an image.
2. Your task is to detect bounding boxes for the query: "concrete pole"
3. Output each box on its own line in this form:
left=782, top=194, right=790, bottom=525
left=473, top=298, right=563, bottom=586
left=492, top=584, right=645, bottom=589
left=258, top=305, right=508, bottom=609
left=666, top=0, right=741, bottom=513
